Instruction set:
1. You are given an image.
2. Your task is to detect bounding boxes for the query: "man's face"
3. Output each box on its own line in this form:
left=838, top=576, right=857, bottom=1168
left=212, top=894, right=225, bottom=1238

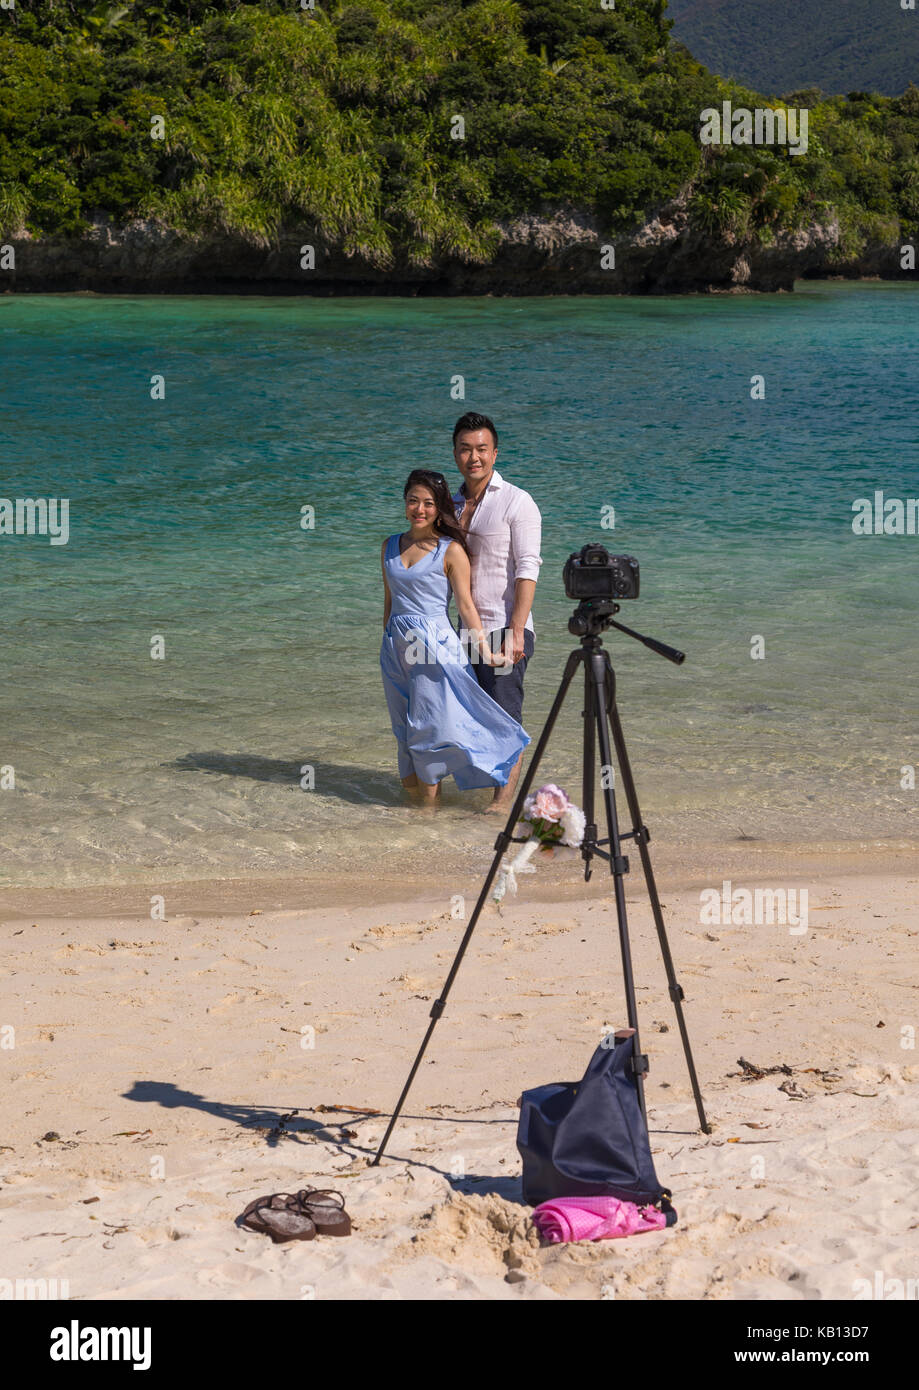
left=454, top=429, right=497, bottom=489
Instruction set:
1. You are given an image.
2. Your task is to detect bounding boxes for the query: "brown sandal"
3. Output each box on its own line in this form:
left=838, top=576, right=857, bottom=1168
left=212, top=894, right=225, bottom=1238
left=240, top=1192, right=317, bottom=1243
left=292, top=1188, right=352, bottom=1237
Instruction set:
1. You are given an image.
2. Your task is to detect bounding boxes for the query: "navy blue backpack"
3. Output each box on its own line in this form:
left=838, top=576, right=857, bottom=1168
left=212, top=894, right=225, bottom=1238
left=516, top=1034, right=677, bottom=1222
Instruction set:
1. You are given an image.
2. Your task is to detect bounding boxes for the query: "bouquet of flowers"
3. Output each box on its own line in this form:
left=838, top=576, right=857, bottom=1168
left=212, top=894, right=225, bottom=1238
left=492, top=784, right=586, bottom=910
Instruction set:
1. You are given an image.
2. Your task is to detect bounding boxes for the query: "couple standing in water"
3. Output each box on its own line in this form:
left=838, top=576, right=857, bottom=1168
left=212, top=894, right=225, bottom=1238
left=380, top=412, right=542, bottom=813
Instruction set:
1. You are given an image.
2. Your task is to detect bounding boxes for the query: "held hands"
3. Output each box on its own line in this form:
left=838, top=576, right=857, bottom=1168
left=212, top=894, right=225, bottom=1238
left=469, top=634, right=508, bottom=668
left=482, top=628, right=525, bottom=667
left=502, top=627, right=526, bottom=664
left=467, top=626, right=524, bottom=668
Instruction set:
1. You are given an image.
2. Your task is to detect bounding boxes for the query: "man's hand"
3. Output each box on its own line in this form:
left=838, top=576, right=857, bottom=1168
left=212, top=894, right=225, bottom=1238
left=500, top=626, right=527, bottom=664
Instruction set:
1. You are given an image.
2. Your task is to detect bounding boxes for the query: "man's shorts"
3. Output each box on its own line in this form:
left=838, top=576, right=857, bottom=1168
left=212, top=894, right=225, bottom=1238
left=470, top=627, right=535, bottom=725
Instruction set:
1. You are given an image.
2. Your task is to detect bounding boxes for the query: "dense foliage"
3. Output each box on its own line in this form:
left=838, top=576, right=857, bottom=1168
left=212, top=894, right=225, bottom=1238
left=666, top=0, right=919, bottom=101
left=0, top=0, right=917, bottom=266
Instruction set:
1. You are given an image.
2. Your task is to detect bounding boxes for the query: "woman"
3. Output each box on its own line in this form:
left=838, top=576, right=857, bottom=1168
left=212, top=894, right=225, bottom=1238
left=380, top=469, right=530, bottom=805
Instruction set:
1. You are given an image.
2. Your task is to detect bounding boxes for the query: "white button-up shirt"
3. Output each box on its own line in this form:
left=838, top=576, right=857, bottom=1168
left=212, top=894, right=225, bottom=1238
left=452, top=469, right=542, bottom=634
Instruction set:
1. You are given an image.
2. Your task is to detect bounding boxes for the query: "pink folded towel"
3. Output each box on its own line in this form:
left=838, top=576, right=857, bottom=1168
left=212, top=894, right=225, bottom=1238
left=532, top=1195, right=668, bottom=1244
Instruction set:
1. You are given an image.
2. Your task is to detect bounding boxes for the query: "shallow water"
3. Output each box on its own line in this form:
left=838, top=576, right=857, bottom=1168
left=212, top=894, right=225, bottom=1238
left=1, top=283, right=917, bottom=889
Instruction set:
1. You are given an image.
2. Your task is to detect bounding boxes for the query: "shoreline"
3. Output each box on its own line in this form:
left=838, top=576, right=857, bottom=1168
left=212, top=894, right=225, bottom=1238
left=0, top=273, right=913, bottom=299
left=1, top=838, right=915, bottom=920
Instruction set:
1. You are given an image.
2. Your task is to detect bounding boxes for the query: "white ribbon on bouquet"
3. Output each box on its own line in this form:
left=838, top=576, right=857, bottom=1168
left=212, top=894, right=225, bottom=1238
left=492, top=837, right=541, bottom=910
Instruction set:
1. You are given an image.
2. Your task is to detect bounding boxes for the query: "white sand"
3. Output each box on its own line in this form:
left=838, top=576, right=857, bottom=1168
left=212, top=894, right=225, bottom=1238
left=1, top=859, right=918, bottom=1299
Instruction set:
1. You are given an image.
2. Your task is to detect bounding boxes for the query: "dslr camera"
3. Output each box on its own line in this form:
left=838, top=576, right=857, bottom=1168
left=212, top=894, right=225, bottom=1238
left=563, top=544, right=640, bottom=602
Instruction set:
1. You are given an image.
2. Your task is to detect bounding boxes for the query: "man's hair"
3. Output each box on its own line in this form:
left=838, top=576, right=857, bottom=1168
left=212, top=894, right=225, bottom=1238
left=453, top=411, right=498, bottom=447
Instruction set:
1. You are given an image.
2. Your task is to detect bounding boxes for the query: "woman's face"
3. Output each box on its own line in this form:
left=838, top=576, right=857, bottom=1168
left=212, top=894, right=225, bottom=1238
left=405, top=485, right=437, bottom=529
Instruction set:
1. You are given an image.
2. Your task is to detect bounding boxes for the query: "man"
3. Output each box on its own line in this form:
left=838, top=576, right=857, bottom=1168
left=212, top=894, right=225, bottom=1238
left=451, top=411, right=542, bottom=813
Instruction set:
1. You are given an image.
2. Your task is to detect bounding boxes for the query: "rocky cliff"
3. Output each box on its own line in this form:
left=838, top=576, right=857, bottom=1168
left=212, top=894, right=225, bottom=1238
left=0, top=203, right=908, bottom=295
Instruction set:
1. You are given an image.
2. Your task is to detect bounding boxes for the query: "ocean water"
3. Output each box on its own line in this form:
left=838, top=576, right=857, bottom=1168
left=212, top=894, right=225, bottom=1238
left=1, top=283, right=917, bottom=891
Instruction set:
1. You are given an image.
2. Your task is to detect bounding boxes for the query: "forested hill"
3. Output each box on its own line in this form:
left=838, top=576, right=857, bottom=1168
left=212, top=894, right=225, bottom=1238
left=666, top=0, right=919, bottom=98
left=1, top=0, right=918, bottom=293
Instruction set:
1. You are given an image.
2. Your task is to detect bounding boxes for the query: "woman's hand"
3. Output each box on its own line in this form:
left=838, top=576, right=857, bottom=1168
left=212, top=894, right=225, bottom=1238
left=476, top=642, right=512, bottom=670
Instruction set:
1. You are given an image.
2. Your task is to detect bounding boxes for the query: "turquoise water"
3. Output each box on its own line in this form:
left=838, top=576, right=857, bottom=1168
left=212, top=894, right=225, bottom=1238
left=1, top=283, right=917, bottom=889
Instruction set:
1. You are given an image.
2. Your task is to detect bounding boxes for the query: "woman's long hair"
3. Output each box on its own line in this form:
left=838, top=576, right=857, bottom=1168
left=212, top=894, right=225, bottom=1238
left=403, top=469, right=469, bottom=553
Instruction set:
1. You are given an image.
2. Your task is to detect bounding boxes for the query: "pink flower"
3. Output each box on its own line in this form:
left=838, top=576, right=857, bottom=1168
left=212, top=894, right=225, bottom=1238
left=523, top=783, right=570, bottom=824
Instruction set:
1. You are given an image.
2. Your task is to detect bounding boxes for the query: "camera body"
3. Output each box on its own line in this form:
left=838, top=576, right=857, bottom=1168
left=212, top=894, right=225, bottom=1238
left=563, top=544, right=640, bottom=602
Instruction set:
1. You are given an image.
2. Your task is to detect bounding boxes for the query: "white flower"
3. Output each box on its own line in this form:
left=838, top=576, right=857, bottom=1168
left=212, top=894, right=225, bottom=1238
left=559, top=803, right=586, bottom=847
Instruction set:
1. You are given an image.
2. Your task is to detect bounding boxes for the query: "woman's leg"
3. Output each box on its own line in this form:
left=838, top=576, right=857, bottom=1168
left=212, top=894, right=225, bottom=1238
left=417, top=779, right=441, bottom=806
left=402, top=769, right=443, bottom=804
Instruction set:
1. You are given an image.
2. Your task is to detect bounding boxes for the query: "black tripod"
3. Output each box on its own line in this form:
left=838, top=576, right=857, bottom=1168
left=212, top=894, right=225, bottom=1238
left=373, top=598, right=710, bottom=1164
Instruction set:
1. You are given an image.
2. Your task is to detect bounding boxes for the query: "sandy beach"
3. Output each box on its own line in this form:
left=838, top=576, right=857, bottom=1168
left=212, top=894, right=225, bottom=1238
left=2, top=843, right=917, bottom=1301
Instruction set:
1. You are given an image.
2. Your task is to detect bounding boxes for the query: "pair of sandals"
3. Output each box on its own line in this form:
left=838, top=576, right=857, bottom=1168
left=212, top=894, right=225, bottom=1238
left=240, top=1188, right=351, bottom=1244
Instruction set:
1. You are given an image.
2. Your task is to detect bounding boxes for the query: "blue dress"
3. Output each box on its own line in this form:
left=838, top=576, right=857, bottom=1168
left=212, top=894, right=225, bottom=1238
left=380, top=533, right=530, bottom=788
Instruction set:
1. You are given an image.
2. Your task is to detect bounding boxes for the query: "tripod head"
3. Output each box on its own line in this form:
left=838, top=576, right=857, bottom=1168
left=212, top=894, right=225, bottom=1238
left=568, top=599, right=686, bottom=665
left=568, top=597, right=619, bottom=639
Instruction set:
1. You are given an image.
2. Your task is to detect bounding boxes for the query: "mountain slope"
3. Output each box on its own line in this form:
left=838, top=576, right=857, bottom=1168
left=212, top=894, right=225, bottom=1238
left=1, top=0, right=918, bottom=294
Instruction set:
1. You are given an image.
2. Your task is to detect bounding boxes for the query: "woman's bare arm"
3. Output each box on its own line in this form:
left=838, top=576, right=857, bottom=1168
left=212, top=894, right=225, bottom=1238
left=444, top=542, right=500, bottom=664
left=381, top=538, right=392, bottom=629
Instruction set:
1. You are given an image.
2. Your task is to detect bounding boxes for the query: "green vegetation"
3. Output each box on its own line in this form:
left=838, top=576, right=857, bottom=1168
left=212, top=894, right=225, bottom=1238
left=666, top=0, right=919, bottom=100
left=0, top=0, right=917, bottom=267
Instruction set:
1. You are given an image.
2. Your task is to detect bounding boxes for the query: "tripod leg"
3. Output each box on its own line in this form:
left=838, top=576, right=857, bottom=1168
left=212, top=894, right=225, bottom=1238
left=605, top=663, right=711, bottom=1134
left=587, top=651, right=649, bottom=1125
left=581, top=649, right=597, bottom=882
left=371, top=648, right=585, bottom=1165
